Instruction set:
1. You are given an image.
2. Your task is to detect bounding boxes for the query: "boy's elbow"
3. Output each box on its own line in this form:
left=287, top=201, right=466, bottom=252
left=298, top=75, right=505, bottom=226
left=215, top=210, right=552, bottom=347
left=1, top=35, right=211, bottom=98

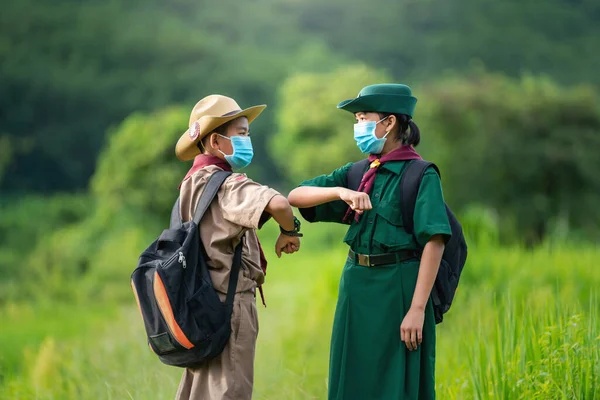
left=266, top=195, right=290, bottom=214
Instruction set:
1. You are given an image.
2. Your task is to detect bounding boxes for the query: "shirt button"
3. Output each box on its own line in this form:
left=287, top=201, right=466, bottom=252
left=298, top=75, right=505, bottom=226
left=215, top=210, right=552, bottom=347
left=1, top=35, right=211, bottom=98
left=374, top=193, right=380, bottom=198
left=368, top=218, right=374, bottom=224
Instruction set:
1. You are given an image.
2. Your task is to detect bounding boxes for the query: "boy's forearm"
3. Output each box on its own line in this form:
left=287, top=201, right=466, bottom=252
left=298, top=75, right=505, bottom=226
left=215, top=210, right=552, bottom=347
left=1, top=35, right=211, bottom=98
left=265, top=195, right=295, bottom=231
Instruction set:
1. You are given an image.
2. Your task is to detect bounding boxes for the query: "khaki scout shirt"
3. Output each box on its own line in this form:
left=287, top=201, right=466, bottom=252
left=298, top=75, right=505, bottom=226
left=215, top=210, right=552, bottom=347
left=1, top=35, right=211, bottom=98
left=179, top=165, right=280, bottom=295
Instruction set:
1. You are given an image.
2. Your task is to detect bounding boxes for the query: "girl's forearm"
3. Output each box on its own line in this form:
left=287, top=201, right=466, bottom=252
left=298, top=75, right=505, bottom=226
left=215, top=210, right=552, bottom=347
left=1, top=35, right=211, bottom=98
left=411, top=235, right=445, bottom=311
left=287, top=186, right=342, bottom=208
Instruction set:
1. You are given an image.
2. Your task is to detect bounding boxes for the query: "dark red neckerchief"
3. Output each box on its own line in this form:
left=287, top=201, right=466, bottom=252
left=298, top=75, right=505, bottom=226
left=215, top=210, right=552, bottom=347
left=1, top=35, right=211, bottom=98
left=180, top=154, right=268, bottom=307
left=343, top=145, right=422, bottom=223
left=179, top=154, right=230, bottom=188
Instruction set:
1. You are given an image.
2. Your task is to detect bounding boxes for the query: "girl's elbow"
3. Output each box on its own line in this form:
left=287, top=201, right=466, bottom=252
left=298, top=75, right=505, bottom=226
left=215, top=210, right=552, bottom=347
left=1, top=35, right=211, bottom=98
left=287, top=188, right=303, bottom=207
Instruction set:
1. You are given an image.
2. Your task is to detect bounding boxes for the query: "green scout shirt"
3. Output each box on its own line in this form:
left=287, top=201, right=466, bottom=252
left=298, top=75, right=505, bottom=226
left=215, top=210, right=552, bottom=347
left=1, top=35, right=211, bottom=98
left=299, top=160, right=452, bottom=255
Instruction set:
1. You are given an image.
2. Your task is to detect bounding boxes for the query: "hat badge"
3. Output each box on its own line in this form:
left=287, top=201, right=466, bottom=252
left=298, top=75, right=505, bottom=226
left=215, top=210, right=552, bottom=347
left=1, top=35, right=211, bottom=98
left=189, top=121, right=200, bottom=140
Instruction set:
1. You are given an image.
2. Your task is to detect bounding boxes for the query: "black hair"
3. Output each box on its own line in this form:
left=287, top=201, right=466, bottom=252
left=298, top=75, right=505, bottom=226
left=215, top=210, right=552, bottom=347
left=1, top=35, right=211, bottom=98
left=378, top=112, right=421, bottom=147
left=197, top=120, right=234, bottom=153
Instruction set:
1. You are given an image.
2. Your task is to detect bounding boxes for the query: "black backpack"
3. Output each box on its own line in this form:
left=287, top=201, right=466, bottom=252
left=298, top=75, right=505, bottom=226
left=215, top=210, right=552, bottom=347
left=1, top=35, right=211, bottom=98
left=130, top=171, right=242, bottom=367
left=347, top=159, right=468, bottom=324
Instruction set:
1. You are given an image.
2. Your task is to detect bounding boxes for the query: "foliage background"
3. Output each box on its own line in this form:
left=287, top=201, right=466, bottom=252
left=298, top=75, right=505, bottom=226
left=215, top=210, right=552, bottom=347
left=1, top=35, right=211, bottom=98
left=1, top=1, right=598, bottom=398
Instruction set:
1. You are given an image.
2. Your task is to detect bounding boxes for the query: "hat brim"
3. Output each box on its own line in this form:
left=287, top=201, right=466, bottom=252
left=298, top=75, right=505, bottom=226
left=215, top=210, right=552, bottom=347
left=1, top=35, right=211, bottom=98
left=337, top=94, right=417, bottom=117
left=175, top=105, right=266, bottom=161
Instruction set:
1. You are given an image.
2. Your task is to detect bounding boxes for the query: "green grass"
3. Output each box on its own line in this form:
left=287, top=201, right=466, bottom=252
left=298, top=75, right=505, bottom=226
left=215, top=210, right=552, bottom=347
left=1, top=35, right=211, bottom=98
left=0, top=302, right=118, bottom=387
left=1, top=238, right=599, bottom=399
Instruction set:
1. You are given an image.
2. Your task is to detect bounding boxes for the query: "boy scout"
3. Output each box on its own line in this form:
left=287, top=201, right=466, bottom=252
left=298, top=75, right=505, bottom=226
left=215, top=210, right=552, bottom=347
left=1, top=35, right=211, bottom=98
left=288, top=84, right=451, bottom=400
left=174, top=95, right=302, bottom=400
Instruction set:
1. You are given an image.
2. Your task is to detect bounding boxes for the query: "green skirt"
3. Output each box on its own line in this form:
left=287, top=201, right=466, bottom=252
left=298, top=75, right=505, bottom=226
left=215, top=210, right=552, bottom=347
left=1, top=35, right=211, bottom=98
left=328, top=258, right=436, bottom=400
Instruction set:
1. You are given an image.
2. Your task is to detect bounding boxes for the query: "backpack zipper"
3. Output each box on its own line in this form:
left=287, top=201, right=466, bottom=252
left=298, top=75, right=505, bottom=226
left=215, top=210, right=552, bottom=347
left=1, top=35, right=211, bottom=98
left=178, top=252, right=187, bottom=269
left=136, top=251, right=181, bottom=269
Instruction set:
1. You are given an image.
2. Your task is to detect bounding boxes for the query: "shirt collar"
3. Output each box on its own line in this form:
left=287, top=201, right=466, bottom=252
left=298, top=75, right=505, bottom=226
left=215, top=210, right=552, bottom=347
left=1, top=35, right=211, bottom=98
left=380, top=159, right=405, bottom=174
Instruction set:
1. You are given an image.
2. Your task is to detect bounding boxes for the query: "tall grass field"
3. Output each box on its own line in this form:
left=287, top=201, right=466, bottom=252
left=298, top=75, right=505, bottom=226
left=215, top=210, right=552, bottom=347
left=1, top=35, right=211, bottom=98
left=1, top=222, right=598, bottom=399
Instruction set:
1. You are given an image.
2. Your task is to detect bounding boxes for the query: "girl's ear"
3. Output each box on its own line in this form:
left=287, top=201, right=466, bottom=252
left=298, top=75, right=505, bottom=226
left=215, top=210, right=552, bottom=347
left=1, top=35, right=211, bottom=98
left=386, top=115, right=397, bottom=133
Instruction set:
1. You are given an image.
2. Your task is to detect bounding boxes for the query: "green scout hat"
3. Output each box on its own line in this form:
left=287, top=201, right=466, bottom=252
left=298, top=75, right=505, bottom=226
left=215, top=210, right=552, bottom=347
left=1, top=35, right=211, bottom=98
left=337, top=83, right=417, bottom=117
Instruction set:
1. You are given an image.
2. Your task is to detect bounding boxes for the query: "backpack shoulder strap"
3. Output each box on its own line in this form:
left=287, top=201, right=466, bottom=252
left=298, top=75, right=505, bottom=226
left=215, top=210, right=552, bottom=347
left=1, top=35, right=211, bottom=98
left=400, top=160, right=440, bottom=235
left=189, top=170, right=238, bottom=309
left=225, top=242, right=243, bottom=310
left=169, top=197, right=182, bottom=229
left=192, top=170, right=232, bottom=225
left=346, top=159, right=370, bottom=191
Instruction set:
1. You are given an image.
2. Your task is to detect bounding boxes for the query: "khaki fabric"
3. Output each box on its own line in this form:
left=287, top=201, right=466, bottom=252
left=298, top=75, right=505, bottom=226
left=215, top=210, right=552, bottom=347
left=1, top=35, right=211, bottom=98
left=175, top=165, right=278, bottom=400
left=175, top=291, right=259, bottom=400
left=179, top=165, right=280, bottom=294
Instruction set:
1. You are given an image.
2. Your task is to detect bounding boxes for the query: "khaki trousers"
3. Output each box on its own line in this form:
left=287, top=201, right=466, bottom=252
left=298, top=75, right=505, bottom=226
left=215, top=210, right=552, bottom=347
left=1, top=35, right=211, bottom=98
left=175, top=291, right=258, bottom=400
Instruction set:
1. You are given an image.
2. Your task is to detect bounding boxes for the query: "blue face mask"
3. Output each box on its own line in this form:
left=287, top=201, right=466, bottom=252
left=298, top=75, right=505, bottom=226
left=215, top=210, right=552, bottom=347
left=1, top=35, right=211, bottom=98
left=218, top=135, right=254, bottom=170
left=353, top=116, right=390, bottom=154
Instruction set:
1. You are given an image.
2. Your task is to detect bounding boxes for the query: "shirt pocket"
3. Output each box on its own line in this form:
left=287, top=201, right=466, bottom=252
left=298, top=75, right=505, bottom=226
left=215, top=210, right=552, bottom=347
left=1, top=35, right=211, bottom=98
left=373, top=202, right=413, bottom=251
left=342, top=223, right=359, bottom=248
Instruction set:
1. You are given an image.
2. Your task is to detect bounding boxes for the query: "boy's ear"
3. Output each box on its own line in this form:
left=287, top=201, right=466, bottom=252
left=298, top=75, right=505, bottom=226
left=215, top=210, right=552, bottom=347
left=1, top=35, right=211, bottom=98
left=208, top=132, right=219, bottom=150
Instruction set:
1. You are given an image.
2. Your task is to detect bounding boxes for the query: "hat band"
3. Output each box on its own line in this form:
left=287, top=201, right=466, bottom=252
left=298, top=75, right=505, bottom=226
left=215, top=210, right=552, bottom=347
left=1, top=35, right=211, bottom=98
left=222, top=109, right=243, bottom=117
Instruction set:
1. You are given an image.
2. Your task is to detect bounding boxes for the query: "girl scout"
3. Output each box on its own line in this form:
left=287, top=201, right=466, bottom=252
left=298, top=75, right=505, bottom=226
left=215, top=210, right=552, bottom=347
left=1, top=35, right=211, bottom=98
left=288, top=84, right=451, bottom=400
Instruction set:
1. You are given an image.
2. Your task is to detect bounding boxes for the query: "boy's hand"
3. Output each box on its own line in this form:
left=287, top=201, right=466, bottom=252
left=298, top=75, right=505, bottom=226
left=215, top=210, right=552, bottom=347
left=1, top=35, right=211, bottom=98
left=275, top=233, right=300, bottom=258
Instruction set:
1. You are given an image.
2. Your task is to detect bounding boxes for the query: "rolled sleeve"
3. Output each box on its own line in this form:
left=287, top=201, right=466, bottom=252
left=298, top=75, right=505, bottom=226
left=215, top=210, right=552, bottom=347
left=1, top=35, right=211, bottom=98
left=413, top=168, right=452, bottom=246
left=219, top=174, right=280, bottom=230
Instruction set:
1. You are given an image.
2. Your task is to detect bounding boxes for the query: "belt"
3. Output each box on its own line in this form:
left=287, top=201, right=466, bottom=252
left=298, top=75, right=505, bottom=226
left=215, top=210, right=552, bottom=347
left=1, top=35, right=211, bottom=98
left=348, top=249, right=419, bottom=267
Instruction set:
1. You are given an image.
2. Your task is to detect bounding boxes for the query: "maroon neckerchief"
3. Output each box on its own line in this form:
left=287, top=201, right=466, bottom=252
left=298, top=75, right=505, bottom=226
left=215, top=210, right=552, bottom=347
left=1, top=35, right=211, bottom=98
left=179, top=154, right=230, bottom=188
left=343, top=145, right=422, bottom=223
left=180, top=154, right=269, bottom=306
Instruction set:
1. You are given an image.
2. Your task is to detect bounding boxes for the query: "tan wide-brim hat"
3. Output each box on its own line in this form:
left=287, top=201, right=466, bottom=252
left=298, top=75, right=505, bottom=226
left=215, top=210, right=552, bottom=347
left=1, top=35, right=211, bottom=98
left=175, top=95, right=266, bottom=161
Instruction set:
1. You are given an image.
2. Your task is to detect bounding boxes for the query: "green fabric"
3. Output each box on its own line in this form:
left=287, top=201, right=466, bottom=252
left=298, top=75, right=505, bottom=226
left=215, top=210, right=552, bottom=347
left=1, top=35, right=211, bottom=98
left=329, top=259, right=437, bottom=400
left=337, top=84, right=418, bottom=117
left=298, top=160, right=452, bottom=399
left=299, top=160, right=452, bottom=251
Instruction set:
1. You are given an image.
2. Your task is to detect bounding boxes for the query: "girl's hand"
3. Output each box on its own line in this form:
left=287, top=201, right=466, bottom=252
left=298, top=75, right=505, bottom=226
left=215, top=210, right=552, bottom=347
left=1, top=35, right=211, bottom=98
left=400, top=307, right=425, bottom=351
left=338, top=188, right=372, bottom=215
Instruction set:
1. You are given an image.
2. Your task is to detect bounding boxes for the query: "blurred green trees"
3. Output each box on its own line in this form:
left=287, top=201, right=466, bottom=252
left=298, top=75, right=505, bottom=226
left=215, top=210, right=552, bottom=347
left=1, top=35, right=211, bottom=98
left=0, top=194, right=90, bottom=302
left=420, top=73, right=600, bottom=245
left=2, top=0, right=600, bottom=193
left=19, top=107, right=195, bottom=303
left=91, top=107, right=189, bottom=223
left=0, top=0, right=338, bottom=192
left=290, top=0, right=600, bottom=86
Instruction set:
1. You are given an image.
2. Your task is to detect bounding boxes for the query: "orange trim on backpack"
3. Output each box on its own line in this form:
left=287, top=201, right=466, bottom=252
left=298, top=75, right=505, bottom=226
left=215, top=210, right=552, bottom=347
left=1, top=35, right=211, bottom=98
left=153, top=272, right=194, bottom=349
left=131, top=280, right=144, bottom=318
